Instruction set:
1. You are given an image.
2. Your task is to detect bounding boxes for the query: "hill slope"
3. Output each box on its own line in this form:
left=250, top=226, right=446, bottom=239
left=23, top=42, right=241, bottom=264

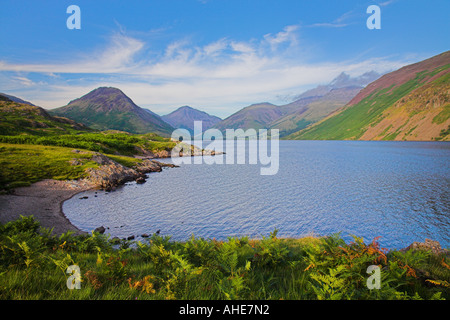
left=161, top=106, right=221, bottom=133
left=0, top=93, right=36, bottom=106
left=0, top=96, right=92, bottom=135
left=213, top=102, right=282, bottom=132
left=49, top=87, right=174, bottom=136
left=272, top=86, right=363, bottom=136
left=288, top=51, right=450, bottom=141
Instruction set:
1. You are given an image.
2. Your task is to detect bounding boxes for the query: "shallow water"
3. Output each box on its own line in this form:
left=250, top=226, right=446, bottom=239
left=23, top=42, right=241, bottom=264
left=63, top=140, right=450, bottom=249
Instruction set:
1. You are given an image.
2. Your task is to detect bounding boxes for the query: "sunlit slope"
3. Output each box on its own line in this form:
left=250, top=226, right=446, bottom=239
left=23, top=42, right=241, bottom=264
left=288, top=51, right=450, bottom=141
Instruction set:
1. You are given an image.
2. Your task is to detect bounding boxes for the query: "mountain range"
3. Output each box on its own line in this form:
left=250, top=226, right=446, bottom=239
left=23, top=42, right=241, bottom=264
left=2, top=51, right=448, bottom=142
left=288, top=51, right=450, bottom=141
left=212, top=71, right=381, bottom=137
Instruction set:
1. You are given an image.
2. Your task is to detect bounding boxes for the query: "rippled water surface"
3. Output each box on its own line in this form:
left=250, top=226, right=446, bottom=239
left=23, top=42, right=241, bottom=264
left=63, top=141, right=450, bottom=249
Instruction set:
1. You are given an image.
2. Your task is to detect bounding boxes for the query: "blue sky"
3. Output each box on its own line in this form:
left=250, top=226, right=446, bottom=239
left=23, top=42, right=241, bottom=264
left=0, top=0, right=449, bottom=117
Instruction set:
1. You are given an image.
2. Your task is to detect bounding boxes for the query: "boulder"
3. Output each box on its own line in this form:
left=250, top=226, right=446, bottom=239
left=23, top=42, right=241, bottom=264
left=401, top=239, right=449, bottom=255
left=94, top=226, right=106, bottom=234
left=136, top=176, right=146, bottom=184
left=84, top=154, right=178, bottom=190
left=85, top=154, right=140, bottom=189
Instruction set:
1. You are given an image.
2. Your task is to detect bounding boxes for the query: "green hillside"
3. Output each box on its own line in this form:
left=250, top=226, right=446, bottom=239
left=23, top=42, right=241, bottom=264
left=50, top=87, right=174, bottom=137
left=0, top=98, right=93, bottom=136
left=288, top=52, right=450, bottom=141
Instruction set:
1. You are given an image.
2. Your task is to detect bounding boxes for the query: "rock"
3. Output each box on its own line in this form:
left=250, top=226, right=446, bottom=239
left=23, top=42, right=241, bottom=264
left=91, top=153, right=115, bottom=166
left=83, top=153, right=178, bottom=190
left=69, top=159, right=82, bottom=166
left=401, top=239, right=449, bottom=255
left=134, top=160, right=163, bottom=173
left=136, top=176, right=146, bottom=184
left=85, top=153, right=141, bottom=189
left=94, top=226, right=106, bottom=234
left=134, top=160, right=179, bottom=175
left=141, top=233, right=150, bottom=238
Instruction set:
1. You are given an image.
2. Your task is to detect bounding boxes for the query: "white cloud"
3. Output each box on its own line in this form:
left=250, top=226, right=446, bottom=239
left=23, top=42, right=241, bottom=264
left=11, top=76, right=36, bottom=87
left=308, top=10, right=355, bottom=28
left=0, top=33, right=144, bottom=74
left=0, top=25, right=414, bottom=118
left=263, top=25, right=299, bottom=50
left=203, top=38, right=229, bottom=57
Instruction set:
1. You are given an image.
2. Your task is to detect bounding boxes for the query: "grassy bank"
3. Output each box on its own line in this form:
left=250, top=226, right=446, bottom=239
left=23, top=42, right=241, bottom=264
left=0, top=143, right=100, bottom=190
left=0, top=143, right=147, bottom=191
left=0, top=132, right=176, bottom=156
left=0, top=216, right=448, bottom=300
left=0, top=129, right=177, bottom=191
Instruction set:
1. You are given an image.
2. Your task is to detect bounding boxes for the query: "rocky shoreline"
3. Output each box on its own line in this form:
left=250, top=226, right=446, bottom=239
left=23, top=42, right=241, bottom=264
left=0, top=152, right=179, bottom=235
left=85, top=151, right=179, bottom=191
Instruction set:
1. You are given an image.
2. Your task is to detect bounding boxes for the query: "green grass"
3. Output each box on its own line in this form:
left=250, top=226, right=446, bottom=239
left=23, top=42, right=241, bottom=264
left=106, top=154, right=142, bottom=168
left=0, top=143, right=100, bottom=190
left=0, top=100, right=176, bottom=156
left=0, top=132, right=176, bottom=156
left=432, top=104, right=450, bottom=125
left=0, top=216, right=448, bottom=300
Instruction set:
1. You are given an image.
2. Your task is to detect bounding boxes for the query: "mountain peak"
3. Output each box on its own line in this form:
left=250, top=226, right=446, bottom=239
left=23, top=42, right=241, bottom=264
left=329, top=72, right=351, bottom=87
left=162, top=106, right=221, bottom=133
left=93, top=86, right=123, bottom=93
left=178, top=105, right=194, bottom=110
left=50, top=87, right=174, bottom=136
left=78, top=86, right=126, bottom=98
left=329, top=71, right=381, bottom=89
left=62, top=86, right=144, bottom=115
left=294, top=71, right=382, bottom=101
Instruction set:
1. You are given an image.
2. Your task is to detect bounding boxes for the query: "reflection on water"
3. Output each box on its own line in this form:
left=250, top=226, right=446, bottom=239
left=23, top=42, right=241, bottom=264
left=63, top=141, right=450, bottom=249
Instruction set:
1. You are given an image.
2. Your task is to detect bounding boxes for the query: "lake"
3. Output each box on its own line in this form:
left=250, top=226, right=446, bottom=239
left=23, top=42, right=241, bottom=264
left=63, top=140, right=450, bottom=250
